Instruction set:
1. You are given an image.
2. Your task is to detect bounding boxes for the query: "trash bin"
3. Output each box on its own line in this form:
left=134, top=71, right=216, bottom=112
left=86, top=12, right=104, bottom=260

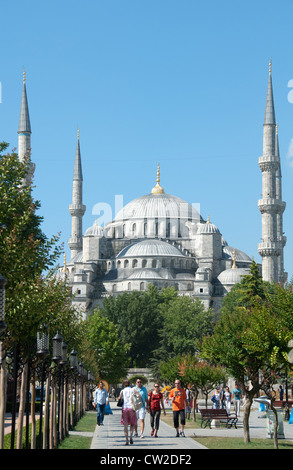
left=266, top=410, right=285, bottom=439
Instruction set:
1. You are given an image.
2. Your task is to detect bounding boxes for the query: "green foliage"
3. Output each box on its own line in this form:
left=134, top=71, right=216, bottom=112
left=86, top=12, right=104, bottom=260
left=101, top=284, right=162, bottom=367
left=85, top=310, right=129, bottom=383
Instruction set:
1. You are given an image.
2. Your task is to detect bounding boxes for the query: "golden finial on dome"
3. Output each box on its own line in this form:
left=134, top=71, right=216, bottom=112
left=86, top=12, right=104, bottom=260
left=77, top=128, right=80, bottom=139
left=151, top=163, right=165, bottom=194
left=232, top=249, right=237, bottom=269
left=23, top=68, right=26, bottom=84
left=269, top=58, right=272, bottom=74
left=207, top=215, right=210, bottom=224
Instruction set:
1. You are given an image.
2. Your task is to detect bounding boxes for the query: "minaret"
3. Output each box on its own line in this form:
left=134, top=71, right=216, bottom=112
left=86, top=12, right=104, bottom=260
left=18, top=69, right=35, bottom=185
left=68, top=129, right=86, bottom=259
left=258, top=60, right=286, bottom=283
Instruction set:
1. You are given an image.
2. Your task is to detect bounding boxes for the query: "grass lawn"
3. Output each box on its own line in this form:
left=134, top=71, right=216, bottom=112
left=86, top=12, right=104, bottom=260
left=57, top=412, right=97, bottom=450
left=161, top=411, right=293, bottom=449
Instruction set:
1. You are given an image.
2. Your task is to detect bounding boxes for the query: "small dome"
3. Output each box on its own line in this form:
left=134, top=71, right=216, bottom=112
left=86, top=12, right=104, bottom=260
left=84, top=220, right=104, bottom=238
left=218, top=267, right=250, bottom=285
left=117, top=239, right=184, bottom=258
left=197, top=217, right=220, bottom=234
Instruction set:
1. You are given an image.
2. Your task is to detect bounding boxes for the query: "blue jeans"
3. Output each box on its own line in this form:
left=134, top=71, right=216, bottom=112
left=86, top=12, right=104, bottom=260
left=96, top=403, right=106, bottom=424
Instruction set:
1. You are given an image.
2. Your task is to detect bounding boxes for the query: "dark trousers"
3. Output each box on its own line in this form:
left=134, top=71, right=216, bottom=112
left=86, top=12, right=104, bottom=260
left=150, top=409, right=161, bottom=430
left=173, top=409, right=185, bottom=428
left=96, top=403, right=106, bottom=424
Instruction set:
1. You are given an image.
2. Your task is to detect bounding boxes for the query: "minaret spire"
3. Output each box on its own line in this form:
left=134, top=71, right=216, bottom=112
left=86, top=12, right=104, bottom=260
left=258, top=60, right=286, bottom=283
left=18, top=68, right=34, bottom=185
left=68, top=129, right=86, bottom=259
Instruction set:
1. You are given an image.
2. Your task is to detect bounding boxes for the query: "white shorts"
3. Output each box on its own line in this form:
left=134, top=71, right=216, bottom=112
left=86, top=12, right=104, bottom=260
left=136, top=407, right=146, bottom=420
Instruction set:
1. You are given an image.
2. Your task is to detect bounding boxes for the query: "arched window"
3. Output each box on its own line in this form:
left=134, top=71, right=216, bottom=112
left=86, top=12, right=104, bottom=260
left=142, top=259, right=147, bottom=268
left=132, top=259, right=138, bottom=268
left=132, top=223, right=136, bottom=236
left=128, top=282, right=131, bottom=291
left=124, top=260, right=129, bottom=268
left=112, top=284, right=116, bottom=293
left=152, top=259, right=157, bottom=268
left=140, top=282, right=144, bottom=291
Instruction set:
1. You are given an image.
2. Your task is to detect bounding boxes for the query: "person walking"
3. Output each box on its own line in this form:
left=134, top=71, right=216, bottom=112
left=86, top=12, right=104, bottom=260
left=224, top=386, right=232, bottom=414
left=211, top=388, right=221, bottom=409
left=148, top=383, right=166, bottom=438
left=94, top=381, right=109, bottom=426
left=133, top=378, right=149, bottom=438
left=118, top=379, right=137, bottom=445
left=169, top=379, right=188, bottom=437
left=232, top=383, right=242, bottom=417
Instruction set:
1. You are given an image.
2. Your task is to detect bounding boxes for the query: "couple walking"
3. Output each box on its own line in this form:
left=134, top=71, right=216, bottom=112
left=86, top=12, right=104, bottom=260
left=118, top=378, right=166, bottom=445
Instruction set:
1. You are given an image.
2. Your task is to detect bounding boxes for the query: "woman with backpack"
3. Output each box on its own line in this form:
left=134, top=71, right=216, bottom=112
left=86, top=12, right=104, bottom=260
left=147, top=383, right=166, bottom=438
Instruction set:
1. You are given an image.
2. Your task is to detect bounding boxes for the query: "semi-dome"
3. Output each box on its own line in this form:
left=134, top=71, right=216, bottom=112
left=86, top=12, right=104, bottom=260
left=127, top=269, right=162, bottom=280
left=223, top=245, right=251, bottom=262
left=117, top=239, right=184, bottom=258
left=84, top=220, right=104, bottom=237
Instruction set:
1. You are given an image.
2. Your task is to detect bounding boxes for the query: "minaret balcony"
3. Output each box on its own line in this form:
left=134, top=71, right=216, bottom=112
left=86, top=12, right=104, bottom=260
left=69, top=204, right=86, bottom=217
left=258, top=241, right=282, bottom=257
left=258, top=198, right=285, bottom=214
left=258, top=156, right=279, bottom=172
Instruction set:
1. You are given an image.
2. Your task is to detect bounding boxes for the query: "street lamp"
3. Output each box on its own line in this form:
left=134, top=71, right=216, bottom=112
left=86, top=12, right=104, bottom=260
left=52, top=332, right=63, bottom=363
left=0, top=273, right=7, bottom=333
left=70, top=349, right=78, bottom=370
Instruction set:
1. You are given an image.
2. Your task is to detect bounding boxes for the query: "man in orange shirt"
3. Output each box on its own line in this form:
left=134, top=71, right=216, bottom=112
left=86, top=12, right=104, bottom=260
left=169, top=379, right=188, bottom=437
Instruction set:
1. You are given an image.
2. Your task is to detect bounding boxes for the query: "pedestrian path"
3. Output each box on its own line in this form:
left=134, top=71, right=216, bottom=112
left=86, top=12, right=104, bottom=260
left=90, top=408, right=206, bottom=449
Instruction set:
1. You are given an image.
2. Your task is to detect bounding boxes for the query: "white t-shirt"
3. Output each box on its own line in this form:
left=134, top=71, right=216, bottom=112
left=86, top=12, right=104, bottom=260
left=122, top=387, right=133, bottom=409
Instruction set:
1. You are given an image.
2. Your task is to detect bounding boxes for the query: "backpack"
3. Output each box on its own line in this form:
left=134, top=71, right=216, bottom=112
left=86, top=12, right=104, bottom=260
left=131, top=389, right=143, bottom=411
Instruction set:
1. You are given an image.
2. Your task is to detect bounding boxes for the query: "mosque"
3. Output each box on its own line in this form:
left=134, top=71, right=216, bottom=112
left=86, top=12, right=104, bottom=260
left=17, top=64, right=286, bottom=319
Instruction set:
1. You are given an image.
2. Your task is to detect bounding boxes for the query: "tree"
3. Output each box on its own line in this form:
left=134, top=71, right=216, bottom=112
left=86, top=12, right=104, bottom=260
left=154, top=295, right=214, bottom=361
left=85, top=310, right=130, bottom=384
left=101, top=284, right=162, bottom=367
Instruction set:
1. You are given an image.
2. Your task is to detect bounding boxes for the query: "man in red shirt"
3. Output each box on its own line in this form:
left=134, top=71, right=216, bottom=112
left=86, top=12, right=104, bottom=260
left=169, top=379, right=188, bottom=437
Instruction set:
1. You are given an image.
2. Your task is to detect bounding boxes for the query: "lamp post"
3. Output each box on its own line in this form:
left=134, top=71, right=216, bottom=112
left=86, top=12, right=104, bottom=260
left=60, top=341, right=68, bottom=440
left=36, top=326, right=49, bottom=449
left=70, top=350, right=78, bottom=426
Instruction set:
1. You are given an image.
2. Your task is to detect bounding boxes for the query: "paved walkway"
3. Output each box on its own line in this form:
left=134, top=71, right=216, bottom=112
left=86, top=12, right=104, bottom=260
left=87, top=406, right=293, bottom=450
left=90, top=408, right=206, bottom=449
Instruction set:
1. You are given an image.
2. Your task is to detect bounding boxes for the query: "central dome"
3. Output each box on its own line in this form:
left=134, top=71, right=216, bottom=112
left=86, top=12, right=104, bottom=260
left=113, top=192, right=200, bottom=222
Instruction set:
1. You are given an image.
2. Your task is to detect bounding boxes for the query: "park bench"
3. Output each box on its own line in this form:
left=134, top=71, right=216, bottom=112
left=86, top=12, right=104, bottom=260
left=199, top=408, right=238, bottom=429
left=273, top=400, right=293, bottom=408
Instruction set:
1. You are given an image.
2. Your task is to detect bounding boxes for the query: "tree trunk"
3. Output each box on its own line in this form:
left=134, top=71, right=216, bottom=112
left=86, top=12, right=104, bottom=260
left=30, top=370, right=36, bottom=449
left=0, top=353, right=7, bottom=449
left=242, top=394, right=253, bottom=443
left=17, top=362, right=28, bottom=449
left=271, top=403, right=279, bottom=450
left=43, top=374, right=50, bottom=449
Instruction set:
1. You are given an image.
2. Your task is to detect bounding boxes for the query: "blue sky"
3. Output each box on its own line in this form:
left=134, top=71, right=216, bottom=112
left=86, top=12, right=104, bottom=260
left=1, top=0, right=293, bottom=280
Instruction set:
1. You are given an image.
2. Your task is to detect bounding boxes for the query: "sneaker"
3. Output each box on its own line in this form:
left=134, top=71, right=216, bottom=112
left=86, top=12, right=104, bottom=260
left=155, top=434, right=158, bottom=438
left=140, top=434, right=144, bottom=439
left=180, top=431, right=185, bottom=437
left=151, top=430, right=154, bottom=436
left=176, top=432, right=180, bottom=437
left=134, top=433, right=138, bottom=438
left=130, top=438, right=133, bottom=444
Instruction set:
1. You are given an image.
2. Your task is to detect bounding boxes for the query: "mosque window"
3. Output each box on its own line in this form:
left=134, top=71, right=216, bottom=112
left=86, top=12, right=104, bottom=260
left=152, top=259, right=157, bottom=268
left=132, top=259, right=138, bottom=268
left=144, top=221, right=147, bottom=236
left=142, top=259, right=147, bottom=268
left=124, top=260, right=129, bottom=268
left=132, top=223, right=136, bottom=235
left=112, top=284, right=116, bottom=292
left=140, top=282, right=144, bottom=291
left=128, top=282, right=131, bottom=291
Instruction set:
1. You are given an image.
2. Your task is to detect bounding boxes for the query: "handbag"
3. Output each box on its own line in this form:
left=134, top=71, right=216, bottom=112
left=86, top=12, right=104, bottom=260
left=117, top=396, right=124, bottom=407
